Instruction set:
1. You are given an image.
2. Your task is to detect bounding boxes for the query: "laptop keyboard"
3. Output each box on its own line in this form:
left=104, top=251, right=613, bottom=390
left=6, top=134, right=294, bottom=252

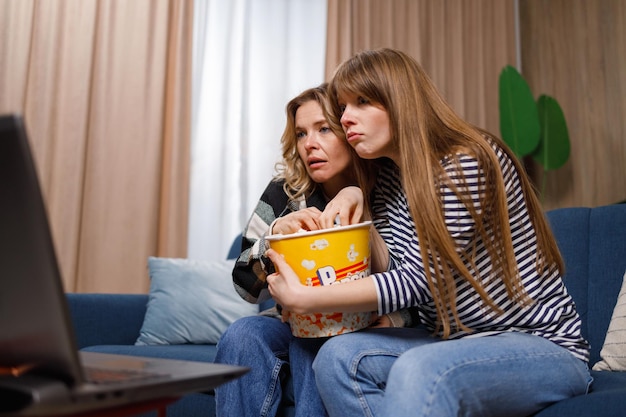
left=84, top=366, right=165, bottom=384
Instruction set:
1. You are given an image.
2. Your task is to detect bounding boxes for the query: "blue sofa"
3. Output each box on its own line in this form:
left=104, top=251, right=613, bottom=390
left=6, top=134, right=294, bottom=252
left=67, top=204, right=626, bottom=417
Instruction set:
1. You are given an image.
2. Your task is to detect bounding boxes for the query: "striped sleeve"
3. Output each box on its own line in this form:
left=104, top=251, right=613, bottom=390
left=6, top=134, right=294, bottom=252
left=369, top=146, right=589, bottom=362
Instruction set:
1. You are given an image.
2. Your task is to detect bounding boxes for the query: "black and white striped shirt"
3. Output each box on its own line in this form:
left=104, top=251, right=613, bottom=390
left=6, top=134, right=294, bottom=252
left=370, top=144, right=590, bottom=362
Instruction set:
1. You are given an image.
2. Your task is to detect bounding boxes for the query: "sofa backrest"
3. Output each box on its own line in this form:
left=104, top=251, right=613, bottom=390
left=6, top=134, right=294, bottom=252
left=546, top=204, right=626, bottom=365
left=227, top=235, right=243, bottom=260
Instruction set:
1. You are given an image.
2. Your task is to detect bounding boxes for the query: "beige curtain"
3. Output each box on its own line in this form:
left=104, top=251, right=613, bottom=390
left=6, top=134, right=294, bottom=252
left=325, top=0, right=517, bottom=151
left=0, top=0, right=192, bottom=293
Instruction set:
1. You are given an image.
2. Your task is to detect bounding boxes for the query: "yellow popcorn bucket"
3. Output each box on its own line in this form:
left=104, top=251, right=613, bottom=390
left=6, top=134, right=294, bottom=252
left=266, top=221, right=374, bottom=338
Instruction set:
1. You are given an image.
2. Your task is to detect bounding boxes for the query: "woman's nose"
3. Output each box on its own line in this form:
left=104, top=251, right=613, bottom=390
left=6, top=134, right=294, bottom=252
left=304, top=132, right=319, bottom=149
left=341, top=107, right=354, bottom=127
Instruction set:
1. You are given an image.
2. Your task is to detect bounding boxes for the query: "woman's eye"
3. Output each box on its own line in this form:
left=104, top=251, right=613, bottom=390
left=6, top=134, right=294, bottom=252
left=296, top=131, right=306, bottom=140
left=358, top=96, right=369, bottom=105
left=338, top=104, right=346, bottom=114
left=320, top=126, right=331, bottom=134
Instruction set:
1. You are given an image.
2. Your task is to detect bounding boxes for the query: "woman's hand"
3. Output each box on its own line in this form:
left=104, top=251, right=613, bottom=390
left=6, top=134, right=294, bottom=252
left=265, top=248, right=311, bottom=314
left=369, top=314, right=393, bottom=328
left=266, top=247, right=380, bottom=315
left=318, top=186, right=365, bottom=229
left=280, top=308, right=291, bottom=323
left=271, top=207, right=323, bottom=235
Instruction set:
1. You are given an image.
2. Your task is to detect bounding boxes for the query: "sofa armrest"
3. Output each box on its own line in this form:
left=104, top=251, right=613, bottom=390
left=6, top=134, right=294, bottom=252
left=66, top=293, right=149, bottom=348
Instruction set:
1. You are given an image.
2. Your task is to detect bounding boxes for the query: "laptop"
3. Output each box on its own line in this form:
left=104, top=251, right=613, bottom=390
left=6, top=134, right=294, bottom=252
left=0, top=114, right=248, bottom=416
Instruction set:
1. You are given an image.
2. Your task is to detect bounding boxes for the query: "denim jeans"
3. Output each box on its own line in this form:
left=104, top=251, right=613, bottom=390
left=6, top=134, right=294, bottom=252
left=313, top=327, right=592, bottom=417
left=214, top=316, right=290, bottom=417
left=290, top=336, right=329, bottom=417
left=214, top=315, right=329, bottom=417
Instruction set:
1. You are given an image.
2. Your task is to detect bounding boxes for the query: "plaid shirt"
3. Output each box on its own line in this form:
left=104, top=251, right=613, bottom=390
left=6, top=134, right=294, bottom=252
left=232, top=179, right=326, bottom=304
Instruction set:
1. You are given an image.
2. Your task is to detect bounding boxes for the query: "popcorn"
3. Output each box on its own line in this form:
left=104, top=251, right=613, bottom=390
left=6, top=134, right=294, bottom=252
left=266, top=221, right=374, bottom=337
left=290, top=311, right=373, bottom=338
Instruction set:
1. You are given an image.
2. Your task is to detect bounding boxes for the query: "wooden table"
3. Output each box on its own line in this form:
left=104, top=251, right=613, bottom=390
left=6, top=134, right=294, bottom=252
left=50, top=397, right=178, bottom=417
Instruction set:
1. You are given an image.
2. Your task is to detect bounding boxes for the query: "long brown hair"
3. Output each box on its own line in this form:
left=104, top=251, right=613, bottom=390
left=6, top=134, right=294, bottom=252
left=329, top=48, right=563, bottom=338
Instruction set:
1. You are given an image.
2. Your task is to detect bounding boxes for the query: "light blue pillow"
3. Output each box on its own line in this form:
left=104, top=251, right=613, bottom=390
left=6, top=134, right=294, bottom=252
left=136, top=257, right=258, bottom=345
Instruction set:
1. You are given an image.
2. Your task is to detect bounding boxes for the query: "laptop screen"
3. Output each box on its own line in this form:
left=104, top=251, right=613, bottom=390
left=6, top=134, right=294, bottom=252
left=0, top=114, right=83, bottom=386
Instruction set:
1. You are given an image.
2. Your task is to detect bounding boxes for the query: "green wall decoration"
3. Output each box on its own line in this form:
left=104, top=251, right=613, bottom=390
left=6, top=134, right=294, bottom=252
left=498, top=65, right=571, bottom=198
left=498, top=65, right=540, bottom=158
left=534, top=95, right=570, bottom=171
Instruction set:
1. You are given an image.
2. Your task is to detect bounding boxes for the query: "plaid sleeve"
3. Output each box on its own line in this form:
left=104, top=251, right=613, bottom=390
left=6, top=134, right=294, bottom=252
left=232, top=180, right=291, bottom=303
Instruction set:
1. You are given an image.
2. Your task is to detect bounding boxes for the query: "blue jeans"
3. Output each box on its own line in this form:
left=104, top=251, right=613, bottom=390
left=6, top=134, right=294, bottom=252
left=214, top=315, right=328, bottom=417
left=290, top=336, right=329, bottom=417
left=313, top=327, right=592, bottom=417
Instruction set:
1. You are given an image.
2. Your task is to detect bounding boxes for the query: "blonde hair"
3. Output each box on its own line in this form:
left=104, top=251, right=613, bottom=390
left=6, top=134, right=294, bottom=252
left=329, top=48, right=563, bottom=338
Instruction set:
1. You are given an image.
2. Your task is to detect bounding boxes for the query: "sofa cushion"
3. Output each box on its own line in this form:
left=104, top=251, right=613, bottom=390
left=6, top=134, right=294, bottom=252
left=546, top=204, right=626, bottom=365
left=136, top=257, right=258, bottom=346
left=586, top=205, right=626, bottom=365
left=534, top=370, right=626, bottom=417
left=67, top=293, right=148, bottom=348
left=546, top=207, right=591, bottom=338
left=81, top=344, right=219, bottom=363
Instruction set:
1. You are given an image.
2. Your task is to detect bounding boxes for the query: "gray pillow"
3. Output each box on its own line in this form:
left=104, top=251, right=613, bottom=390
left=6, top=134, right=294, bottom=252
left=136, top=257, right=258, bottom=346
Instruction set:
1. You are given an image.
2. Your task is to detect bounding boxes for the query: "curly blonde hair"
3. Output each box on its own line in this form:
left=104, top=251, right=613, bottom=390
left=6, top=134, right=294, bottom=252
left=274, top=83, right=367, bottom=201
